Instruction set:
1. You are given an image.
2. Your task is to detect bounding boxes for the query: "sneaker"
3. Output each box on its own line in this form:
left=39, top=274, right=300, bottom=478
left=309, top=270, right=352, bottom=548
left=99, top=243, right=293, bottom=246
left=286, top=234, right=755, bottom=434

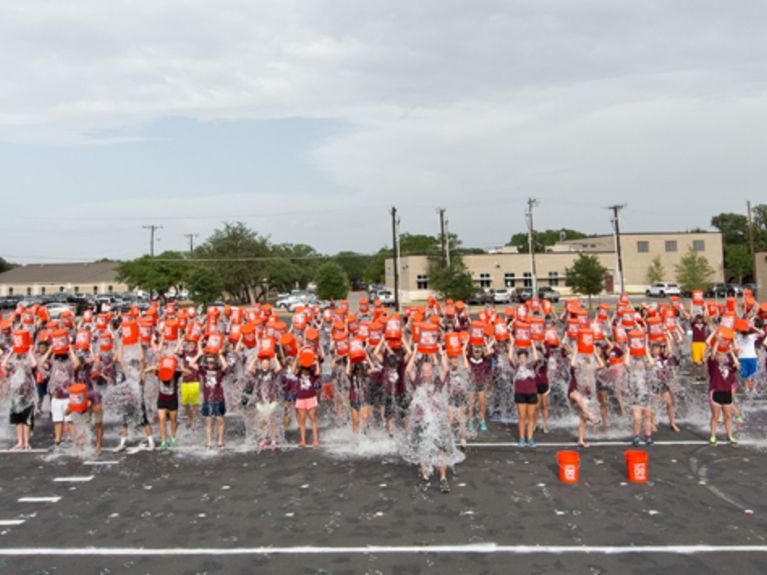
left=145, top=438, right=155, bottom=451
left=460, top=438, right=467, bottom=449
left=632, top=436, right=641, bottom=446
left=169, top=437, right=176, bottom=448
left=728, top=437, right=738, bottom=445
left=709, top=436, right=717, bottom=445
left=735, top=416, right=745, bottom=425
left=644, top=436, right=654, bottom=446
left=518, top=438, right=526, bottom=447
left=527, top=439, right=536, bottom=447
left=479, top=421, right=488, bottom=432
left=270, top=440, right=277, bottom=450
left=439, top=478, right=450, bottom=493
left=113, top=441, right=127, bottom=453
left=490, top=412, right=501, bottom=422
left=467, top=421, right=475, bottom=433
left=419, top=476, right=430, bottom=491
left=159, top=441, right=167, bottom=450
left=258, top=440, right=267, bottom=451
left=312, top=439, right=319, bottom=447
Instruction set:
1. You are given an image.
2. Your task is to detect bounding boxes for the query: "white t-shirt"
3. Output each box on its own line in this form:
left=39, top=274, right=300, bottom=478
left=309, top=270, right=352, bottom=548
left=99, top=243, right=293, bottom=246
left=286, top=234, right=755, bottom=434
left=736, top=332, right=758, bottom=359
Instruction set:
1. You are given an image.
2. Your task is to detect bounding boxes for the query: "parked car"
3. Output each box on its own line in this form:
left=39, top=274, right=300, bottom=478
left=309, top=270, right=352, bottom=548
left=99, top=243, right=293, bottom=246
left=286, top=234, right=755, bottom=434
left=537, top=286, right=560, bottom=303
left=468, top=289, right=492, bottom=305
left=512, top=287, right=534, bottom=303
left=645, top=282, right=682, bottom=298
left=43, top=302, right=74, bottom=319
left=376, top=290, right=396, bottom=307
left=275, top=292, right=312, bottom=310
left=489, top=288, right=511, bottom=304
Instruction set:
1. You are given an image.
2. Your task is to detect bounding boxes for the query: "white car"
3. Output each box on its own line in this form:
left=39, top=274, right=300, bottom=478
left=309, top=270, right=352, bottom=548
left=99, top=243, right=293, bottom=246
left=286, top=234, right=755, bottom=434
left=489, top=288, right=511, bottom=304
left=44, top=302, right=74, bottom=319
left=645, top=282, right=681, bottom=298
left=376, top=290, right=395, bottom=306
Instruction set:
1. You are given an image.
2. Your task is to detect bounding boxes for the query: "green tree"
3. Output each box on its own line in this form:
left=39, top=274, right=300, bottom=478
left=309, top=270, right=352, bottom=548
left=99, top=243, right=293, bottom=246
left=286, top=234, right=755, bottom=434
left=363, top=249, right=389, bottom=284
left=116, top=251, right=187, bottom=299
left=724, top=244, right=752, bottom=283
left=565, top=254, right=609, bottom=308
left=427, top=257, right=475, bottom=302
left=195, top=222, right=271, bottom=303
left=675, top=247, right=715, bottom=293
left=711, top=213, right=749, bottom=245
left=0, top=257, right=16, bottom=274
left=646, top=256, right=666, bottom=284
left=315, top=262, right=349, bottom=300
left=333, top=251, right=372, bottom=289
left=186, top=265, right=224, bottom=304
left=508, top=229, right=588, bottom=253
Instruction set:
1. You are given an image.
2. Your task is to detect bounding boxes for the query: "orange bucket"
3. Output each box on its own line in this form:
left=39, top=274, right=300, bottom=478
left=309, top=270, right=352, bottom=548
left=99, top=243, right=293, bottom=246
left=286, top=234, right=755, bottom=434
left=68, top=383, right=88, bottom=413
left=557, top=451, right=580, bottom=484
left=625, top=450, right=648, bottom=483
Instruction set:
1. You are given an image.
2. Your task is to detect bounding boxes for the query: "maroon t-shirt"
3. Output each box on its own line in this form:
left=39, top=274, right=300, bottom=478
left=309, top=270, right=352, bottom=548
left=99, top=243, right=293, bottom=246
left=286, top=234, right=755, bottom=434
left=292, top=372, right=319, bottom=400
left=707, top=356, right=737, bottom=392
left=468, top=356, right=492, bottom=388
left=158, top=371, right=181, bottom=402
left=198, top=364, right=226, bottom=403
left=513, top=362, right=538, bottom=395
left=691, top=323, right=708, bottom=343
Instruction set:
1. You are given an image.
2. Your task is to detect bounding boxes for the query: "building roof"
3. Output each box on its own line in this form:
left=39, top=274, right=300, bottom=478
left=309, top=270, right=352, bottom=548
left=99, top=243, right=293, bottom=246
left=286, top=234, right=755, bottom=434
left=0, top=262, right=121, bottom=284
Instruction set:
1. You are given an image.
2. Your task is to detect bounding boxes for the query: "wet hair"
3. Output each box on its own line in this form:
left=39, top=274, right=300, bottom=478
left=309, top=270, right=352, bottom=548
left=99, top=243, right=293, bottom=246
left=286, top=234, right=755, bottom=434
left=694, top=314, right=704, bottom=322
left=386, top=355, right=399, bottom=367
left=517, top=349, right=529, bottom=360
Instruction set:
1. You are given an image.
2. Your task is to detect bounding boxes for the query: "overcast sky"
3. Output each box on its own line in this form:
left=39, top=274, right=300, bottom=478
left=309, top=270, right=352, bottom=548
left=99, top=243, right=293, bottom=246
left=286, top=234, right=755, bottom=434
left=1, top=1, right=765, bottom=263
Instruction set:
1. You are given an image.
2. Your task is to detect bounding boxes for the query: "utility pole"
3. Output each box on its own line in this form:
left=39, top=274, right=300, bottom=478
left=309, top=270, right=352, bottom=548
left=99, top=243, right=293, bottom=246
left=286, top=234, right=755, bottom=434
left=143, top=225, right=163, bottom=257
left=444, top=216, right=451, bottom=267
left=391, top=207, right=400, bottom=311
left=438, top=208, right=448, bottom=266
left=526, top=198, right=538, bottom=294
left=608, top=204, right=626, bottom=294
left=747, top=201, right=757, bottom=287
left=184, top=233, right=199, bottom=257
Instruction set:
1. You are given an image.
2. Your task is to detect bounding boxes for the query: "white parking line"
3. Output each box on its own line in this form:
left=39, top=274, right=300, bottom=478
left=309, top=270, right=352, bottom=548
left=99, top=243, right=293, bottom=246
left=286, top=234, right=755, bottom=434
left=468, top=440, right=723, bottom=447
left=0, top=543, right=767, bottom=556
left=0, top=520, right=25, bottom=526
left=0, top=449, right=49, bottom=454
left=53, top=476, right=94, bottom=483
left=17, top=497, right=61, bottom=503
left=83, top=460, right=120, bottom=466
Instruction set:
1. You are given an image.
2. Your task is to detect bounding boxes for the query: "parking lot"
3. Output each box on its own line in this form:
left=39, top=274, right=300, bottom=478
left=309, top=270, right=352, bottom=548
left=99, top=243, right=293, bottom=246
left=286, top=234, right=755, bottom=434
left=1, top=403, right=766, bottom=574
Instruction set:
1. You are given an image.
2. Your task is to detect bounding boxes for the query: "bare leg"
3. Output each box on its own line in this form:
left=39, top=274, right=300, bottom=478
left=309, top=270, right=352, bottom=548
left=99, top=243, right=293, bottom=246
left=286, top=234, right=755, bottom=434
left=296, top=408, right=307, bottom=445
left=709, top=403, right=721, bottom=439
left=216, top=416, right=224, bottom=447
left=723, top=404, right=734, bottom=441
left=204, top=416, right=213, bottom=447
left=309, top=407, right=318, bottom=445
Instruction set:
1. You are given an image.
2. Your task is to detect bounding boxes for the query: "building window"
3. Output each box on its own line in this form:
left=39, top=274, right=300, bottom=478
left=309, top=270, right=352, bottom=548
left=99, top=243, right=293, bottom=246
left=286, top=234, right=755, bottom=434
left=548, top=271, right=559, bottom=287
left=27, top=287, right=32, bottom=296
left=74, top=286, right=79, bottom=293
left=8, top=287, right=13, bottom=296
left=693, top=239, right=705, bottom=252
left=59, top=286, right=66, bottom=293
left=504, top=272, right=516, bottom=287
left=93, top=286, right=98, bottom=294
left=41, top=286, right=46, bottom=295
left=416, top=274, right=428, bottom=289
left=108, top=285, right=114, bottom=293
left=637, top=241, right=649, bottom=253
left=665, top=240, right=677, bottom=253
left=479, top=273, right=491, bottom=288
left=523, top=272, right=532, bottom=287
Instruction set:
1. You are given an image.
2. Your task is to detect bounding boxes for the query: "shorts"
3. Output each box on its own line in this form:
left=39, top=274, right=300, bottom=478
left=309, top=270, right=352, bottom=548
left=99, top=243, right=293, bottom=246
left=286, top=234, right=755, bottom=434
left=50, top=397, right=72, bottom=423
left=180, top=382, right=200, bottom=406
left=256, top=401, right=278, bottom=414
left=202, top=400, right=226, bottom=417
left=158, top=398, right=179, bottom=412
left=536, top=383, right=550, bottom=396
left=514, top=393, right=538, bottom=405
left=10, top=405, right=34, bottom=426
left=710, top=390, right=733, bottom=406
left=740, top=358, right=758, bottom=380
left=36, top=382, right=48, bottom=398
left=691, top=342, right=706, bottom=365
left=295, top=396, right=318, bottom=410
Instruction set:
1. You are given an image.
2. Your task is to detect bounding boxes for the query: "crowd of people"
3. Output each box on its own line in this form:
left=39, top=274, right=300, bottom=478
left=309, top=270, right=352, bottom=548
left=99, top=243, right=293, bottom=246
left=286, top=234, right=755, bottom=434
left=0, top=289, right=765, bottom=493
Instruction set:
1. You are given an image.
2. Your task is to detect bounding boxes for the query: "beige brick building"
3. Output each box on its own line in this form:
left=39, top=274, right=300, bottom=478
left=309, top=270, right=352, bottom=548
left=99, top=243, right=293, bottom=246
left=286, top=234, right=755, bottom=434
left=386, top=231, right=724, bottom=303
left=755, top=251, right=767, bottom=302
left=0, top=262, right=129, bottom=297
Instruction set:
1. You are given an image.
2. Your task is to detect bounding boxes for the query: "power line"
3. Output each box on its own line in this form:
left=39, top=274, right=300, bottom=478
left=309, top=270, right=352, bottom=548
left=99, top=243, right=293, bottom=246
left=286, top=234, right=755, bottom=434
left=142, top=225, right=163, bottom=257
left=608, top=204, right=626, bottom=294
left=747, top=201, right=756, bottom=284
left=391, top=206, right=401, bottom=312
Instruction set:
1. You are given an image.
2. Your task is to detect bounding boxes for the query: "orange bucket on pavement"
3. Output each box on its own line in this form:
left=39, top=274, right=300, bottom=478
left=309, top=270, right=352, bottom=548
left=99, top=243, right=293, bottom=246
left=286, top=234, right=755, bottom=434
left=625, top=450, right=648, bottom=483
left=557, top=451, right=580, bottom=484
left=68, top=383, right=88, bottom=413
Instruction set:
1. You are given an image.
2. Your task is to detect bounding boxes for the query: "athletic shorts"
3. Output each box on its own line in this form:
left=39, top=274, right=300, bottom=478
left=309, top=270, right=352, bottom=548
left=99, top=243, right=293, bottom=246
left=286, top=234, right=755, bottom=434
left=180, top=382, right=200, bottom=406
left=256, top=401, right=278, bottom=414
left=36, top=382, right=48, bottom=398
left=514, top=393, right=538, bottom=405
left=710, top=390, right=733, bottom=406
left=158, top=398, right=179, bottom=412
left=10, top=405, right=34, bottom=426
left=50, top=397, right=72, bottom=423
left=740, top=358, right=758, bottom=380
left=691, top=342, right=707, bottom=365
left=536, top=383, right=550, bottom=396
left=296, top=396, right=318, bottom=410
left=202, top=400, right=226, bottom=417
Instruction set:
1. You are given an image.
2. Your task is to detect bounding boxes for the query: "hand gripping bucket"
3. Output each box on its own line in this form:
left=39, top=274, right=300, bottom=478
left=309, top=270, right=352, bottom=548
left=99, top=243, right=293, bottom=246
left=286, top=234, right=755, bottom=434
left=625, top=450, right=648, bottom=483
left=557, top=451, right=580, bottom=484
